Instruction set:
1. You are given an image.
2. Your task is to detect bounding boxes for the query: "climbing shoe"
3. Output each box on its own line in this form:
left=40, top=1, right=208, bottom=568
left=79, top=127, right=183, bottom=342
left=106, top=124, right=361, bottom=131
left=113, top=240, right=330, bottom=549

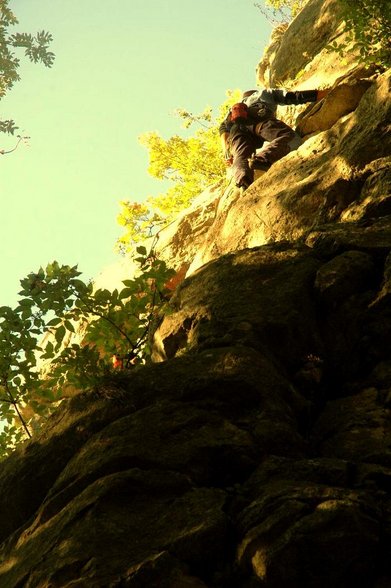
left=248, top=156, right=271, bottom=172
left=236, top=179, right=251, bottom=191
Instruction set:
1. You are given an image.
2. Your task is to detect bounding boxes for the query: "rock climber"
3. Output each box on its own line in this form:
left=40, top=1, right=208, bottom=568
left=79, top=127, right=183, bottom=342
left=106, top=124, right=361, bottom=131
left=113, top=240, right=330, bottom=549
left=219, top=87, right=330, bottom=190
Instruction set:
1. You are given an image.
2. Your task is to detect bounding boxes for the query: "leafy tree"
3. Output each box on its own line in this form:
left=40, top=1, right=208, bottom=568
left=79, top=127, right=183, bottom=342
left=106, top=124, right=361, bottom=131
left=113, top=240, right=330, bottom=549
left=117, top=90, right=242, bottom=253
left=328, top=0, right=391, bottom=69
left=0, top=250, right=174, bottom=458
left=0, top=0, right=55, bottom=134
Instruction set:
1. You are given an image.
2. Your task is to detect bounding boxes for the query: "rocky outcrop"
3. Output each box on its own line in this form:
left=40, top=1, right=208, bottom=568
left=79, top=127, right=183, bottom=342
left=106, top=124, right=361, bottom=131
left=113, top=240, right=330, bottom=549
left=1, top=221, right=391, bottom=586
left=256, top=0, right=353, bottom=90
left=154, top=70, right=390, bottom=277
left=0, top=2, right=390, bottom=586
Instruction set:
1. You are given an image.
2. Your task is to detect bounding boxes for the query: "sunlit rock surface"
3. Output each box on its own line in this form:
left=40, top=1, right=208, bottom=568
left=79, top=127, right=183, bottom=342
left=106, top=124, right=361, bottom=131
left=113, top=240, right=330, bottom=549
left=155, top=70, right=390, bottom=277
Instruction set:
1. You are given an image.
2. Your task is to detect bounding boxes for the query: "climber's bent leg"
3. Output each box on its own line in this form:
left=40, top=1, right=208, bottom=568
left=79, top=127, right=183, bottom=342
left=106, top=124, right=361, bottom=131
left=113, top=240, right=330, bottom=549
left=229, top=124, right=258, bottom=189
left=254, top=118, right=297, bottom=165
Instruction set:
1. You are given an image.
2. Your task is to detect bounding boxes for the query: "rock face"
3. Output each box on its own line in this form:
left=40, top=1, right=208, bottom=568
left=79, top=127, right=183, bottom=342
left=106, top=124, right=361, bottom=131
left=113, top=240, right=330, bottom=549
left=154, top=69, right=390, bottom=278
left=1, top=230, right=391, bottom=587
left=257, top=0, right=347, bottom=88
left=0, top=4, right=391, bottom=588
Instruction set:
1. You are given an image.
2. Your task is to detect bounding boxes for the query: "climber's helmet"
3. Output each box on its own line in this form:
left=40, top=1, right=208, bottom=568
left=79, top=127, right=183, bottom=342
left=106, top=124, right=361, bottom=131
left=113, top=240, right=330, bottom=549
left=242, top=90, right=257, bottom=100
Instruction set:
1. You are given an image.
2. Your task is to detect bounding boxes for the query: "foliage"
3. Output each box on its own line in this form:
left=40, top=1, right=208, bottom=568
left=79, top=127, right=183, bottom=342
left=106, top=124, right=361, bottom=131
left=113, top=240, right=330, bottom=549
left=327, top=0, right=391, bottom=70
left=254, top=0, right=309, bottom=24
left=0, top=250, right=174, bottom=458
left=117, top=90, right=242, bottom=253
left=0, top=0, right=55, bottom=134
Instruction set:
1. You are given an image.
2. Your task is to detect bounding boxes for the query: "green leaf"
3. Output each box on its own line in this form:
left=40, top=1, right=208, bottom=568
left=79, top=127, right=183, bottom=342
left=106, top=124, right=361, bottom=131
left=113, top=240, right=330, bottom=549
left=47, top=317, right=62, bottom=327
left=44, top=340, right=54, bottom=351
left=18, top=298, right=34, bottom=307
left=64, top=320, right=75, bottom=333
left=55, top=325, right=66, bottom=345
left=119, top=288, right=135, bottom=299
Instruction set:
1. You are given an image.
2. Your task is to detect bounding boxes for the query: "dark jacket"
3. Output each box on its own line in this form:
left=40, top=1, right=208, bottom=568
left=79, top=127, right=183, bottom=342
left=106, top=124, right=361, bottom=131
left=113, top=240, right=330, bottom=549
left=219, top=88, right=318, bottom=135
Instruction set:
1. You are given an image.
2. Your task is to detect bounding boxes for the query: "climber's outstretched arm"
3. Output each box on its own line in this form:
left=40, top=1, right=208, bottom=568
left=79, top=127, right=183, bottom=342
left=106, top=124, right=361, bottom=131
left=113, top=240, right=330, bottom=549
left=260, top=88, right=330, bottom=106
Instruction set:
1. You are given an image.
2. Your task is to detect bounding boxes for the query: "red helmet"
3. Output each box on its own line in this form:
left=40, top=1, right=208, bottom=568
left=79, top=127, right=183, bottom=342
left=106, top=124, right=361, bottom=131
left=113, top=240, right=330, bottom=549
left=231, top=102, right=248, bottom=121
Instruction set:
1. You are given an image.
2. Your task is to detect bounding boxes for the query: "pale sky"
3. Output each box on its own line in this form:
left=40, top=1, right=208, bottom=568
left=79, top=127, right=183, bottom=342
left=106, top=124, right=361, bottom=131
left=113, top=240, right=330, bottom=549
left=0, top=0, right=271, bottom=306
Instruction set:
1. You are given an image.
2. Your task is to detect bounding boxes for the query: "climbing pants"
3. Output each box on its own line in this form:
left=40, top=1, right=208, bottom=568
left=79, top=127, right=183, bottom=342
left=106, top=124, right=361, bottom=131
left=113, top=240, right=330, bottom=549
left=229, top=117, right=300, bottom=188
